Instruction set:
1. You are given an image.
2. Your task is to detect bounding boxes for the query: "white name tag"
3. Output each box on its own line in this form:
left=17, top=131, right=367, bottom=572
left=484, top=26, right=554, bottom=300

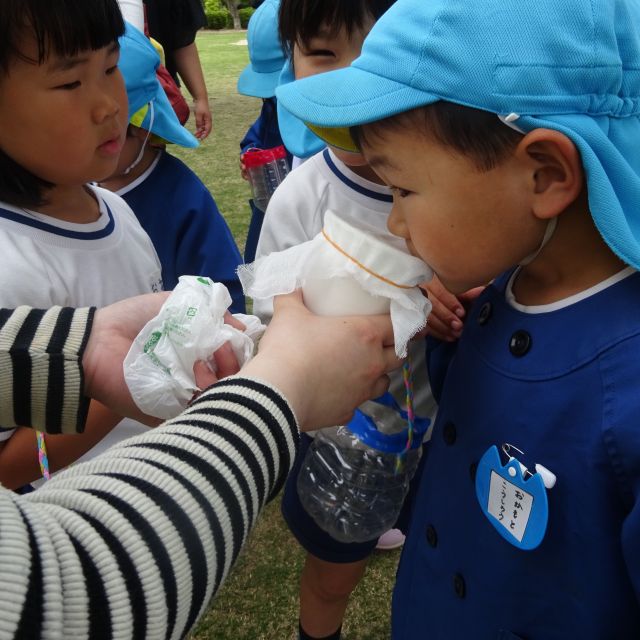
left=487, top=470, right=533, bottom=542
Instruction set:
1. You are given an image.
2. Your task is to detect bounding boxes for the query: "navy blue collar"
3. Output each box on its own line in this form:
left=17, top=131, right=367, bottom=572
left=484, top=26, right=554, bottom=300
left=0, top=201, right=115, bottom=240
left=323, top=149, right=393, bottom=203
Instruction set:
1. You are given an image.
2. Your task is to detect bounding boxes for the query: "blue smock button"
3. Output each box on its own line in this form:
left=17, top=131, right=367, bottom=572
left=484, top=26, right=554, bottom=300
left=425, top=524, right=438, bottom=548
left=477, top=301, right=492, bottom=325
left=509, top=330, right=531, bottom=357
left=442, top=421, right=457, bottom=445
left=453, top=573, right=466, bottom=598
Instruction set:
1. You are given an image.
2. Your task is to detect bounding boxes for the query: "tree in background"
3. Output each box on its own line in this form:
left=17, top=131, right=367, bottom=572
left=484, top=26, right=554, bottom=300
left=203, top=0, right=253, bottom=28
left=222, top=0, right=241, bottom=28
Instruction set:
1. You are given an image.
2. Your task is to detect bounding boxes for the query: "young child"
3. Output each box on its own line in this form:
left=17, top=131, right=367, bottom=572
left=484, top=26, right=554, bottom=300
left=252, top=2, right=466, bottom=638
left=279, top=0, right=640, bottom=636
left=100, top=23, right=245, bottom=312
left=0, top=3, right=163, bottom=488
left=237, top=0, right=292, bottom=263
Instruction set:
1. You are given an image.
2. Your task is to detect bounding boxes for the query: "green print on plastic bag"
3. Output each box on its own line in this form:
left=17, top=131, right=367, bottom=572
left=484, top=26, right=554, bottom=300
left=143, top=330, right=171, bottom=375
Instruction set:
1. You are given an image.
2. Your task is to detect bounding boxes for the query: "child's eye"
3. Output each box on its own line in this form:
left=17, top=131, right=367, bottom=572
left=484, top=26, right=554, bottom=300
left=106, top=65, right=118, bottom=75
left=55, top=80, right=81, bottom=90
left=390, top=186, right=412, bottom=198
left=308, top=49, right=336, bottom=57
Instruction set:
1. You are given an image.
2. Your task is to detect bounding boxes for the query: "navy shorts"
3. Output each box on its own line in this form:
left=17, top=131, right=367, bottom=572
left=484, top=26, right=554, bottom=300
left=281, top=432, right=428, bottom=564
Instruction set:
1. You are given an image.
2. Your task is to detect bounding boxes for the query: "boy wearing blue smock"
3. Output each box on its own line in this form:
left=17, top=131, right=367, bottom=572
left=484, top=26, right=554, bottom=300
left=278, top=0, right=640, bottom=636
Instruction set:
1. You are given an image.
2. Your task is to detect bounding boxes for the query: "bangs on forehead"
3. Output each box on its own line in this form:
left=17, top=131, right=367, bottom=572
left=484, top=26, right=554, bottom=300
left=279, top=0, right=395, bottom=53
left=0, top=0, right=124, bottom=71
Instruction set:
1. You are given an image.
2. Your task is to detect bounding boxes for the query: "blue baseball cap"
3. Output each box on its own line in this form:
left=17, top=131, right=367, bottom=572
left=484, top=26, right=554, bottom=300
left=237, top=0, right=286, bottom=98
left=276, top=60, right=326, bottom=158
left=119, top=22, right=198, bottom=148
left=277, top=0, right=640, bottom=270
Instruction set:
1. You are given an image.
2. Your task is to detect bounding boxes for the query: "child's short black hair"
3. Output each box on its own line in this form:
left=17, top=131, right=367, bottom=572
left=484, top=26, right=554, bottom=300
left=351, top=102, right=523, bottom=172
left=0, top=0, right=125, bottom=208
left=278, top=0, right=395, bottom=56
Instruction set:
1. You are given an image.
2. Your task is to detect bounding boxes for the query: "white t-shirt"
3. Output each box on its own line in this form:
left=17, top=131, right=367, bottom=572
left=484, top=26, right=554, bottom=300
left=254, top=148, right=437, bottom=421
left=0, top=186, right=162, bottom=307
left=0, top=185, right=163, bottom=475
left=256, top=148, right=404, bottom=265
left=117, top=0, right=145, bottom=31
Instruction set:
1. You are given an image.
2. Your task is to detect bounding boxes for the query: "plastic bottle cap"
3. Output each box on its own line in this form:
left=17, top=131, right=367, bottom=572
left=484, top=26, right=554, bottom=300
left=242, top=145, right=287, bottom=167
left=322, top=210, right=432, bottom=287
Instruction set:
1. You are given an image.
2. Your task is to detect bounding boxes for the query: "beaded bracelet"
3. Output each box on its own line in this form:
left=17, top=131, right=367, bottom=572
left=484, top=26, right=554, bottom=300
left=36, top=431, right=50, bottom=480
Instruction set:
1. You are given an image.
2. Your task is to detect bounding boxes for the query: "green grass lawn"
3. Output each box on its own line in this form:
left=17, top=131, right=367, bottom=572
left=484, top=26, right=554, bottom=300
left=175, top=30, right=400, bottom=640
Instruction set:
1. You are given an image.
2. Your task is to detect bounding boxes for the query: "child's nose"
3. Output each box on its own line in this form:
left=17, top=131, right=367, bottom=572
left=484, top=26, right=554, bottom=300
left=92, top=89, right=122, bottom=124
left=387, top=204, right=409, bottom=239
left=93, top=95, right=120, bottom=122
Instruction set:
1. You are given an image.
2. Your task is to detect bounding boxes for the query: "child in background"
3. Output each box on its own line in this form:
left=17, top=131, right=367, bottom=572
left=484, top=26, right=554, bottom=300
left=279, top=0, right=640, bottom=636
left=100, top=23, right=245, bottom=312
left=0, top=4, right=162, bottom=488
left=144, top=0, right=212, bottom=139
left=252, top=2, right=468, bottom=638
left=237, top=0, right=292, bottom=263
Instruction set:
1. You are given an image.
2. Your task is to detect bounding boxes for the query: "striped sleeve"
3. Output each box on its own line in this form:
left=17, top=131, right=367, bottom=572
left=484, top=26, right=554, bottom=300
left=0, top=377, right=299, bottom=640
left=0, top=306, right=94, bottom=434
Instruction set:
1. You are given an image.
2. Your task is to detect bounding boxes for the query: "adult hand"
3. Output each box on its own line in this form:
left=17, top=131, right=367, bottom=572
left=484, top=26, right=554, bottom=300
left=82, top=292, right=170, bottom=425
left=240, top=291, right=402, bottom=430
left=191, top=313, right=246, bottom=391
left=85, top=295, right=249, bottom=424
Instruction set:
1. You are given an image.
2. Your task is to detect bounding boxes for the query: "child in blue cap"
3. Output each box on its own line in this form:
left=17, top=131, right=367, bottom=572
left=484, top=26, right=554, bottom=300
left=237, top=0, right=293, bottom=263
left=100, top=23, right=245, bottom=312
left=278, top=0, right=640, bottom=636
left=251, top=2, right=471, bottom=639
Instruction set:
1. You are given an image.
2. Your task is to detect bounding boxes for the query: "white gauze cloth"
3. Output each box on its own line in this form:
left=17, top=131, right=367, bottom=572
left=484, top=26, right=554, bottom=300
left=238, top=210, right=432, bottom=357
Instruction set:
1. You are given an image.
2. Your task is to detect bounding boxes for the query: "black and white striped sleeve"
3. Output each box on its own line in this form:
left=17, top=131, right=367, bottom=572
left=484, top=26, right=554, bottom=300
left=0, top=306, right=94, bottom=434
left=0, top=376, right=299, bottom=639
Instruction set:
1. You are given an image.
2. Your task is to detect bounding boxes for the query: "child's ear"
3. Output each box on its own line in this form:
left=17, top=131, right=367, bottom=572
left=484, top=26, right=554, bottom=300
left=516, top=128, right=584, bottom=220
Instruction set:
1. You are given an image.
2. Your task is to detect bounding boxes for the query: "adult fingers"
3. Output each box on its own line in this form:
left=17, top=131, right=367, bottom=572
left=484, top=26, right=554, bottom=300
left=193, top=359, right=219, bottom=390
left=211, top=342, right=241, bottom=379
left=223, top=311, right=246, bottom=331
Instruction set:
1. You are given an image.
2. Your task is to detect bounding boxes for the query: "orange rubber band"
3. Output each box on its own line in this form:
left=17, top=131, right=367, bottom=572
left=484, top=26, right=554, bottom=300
left=321, top=229, right=414, bottom=290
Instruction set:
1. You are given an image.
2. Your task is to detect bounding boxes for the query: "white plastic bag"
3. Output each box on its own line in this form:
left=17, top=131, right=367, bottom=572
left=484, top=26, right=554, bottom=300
left=124, top=276, right=265, bottom=419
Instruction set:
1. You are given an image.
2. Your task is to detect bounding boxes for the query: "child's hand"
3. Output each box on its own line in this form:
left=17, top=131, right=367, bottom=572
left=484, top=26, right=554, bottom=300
left=422, top=276, right=484, bottom=342
left=193, top=97, right=212, bottom=140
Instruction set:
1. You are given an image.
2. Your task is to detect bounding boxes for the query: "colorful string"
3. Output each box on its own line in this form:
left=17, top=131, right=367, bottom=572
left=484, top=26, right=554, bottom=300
left=36, top=431, right=50, bottom=481
left=395, top=359, right=415, bottom=474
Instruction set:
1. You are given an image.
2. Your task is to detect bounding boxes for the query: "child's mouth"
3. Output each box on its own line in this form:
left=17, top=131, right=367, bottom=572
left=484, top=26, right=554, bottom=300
left=98, top=136, right=123, bottom=156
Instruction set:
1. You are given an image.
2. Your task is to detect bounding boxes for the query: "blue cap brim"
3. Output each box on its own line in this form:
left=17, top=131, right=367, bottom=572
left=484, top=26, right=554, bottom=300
left=237, top=63, right=282, bottom=98
left=120, top=23, right=198, bottom=149
left=138, top=89, right=199, bottom=149
left=274, top=60, right=325, bottom=158
left=276, top=65, right=438, bottom=133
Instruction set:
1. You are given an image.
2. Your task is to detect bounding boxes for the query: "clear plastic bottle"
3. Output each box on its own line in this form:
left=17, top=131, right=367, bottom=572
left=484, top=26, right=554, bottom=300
left=297, top=395, right=429, bottom=543
left=294, top=210, right=431, bottom=543
left=242, top=145, right=290, bottom=211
